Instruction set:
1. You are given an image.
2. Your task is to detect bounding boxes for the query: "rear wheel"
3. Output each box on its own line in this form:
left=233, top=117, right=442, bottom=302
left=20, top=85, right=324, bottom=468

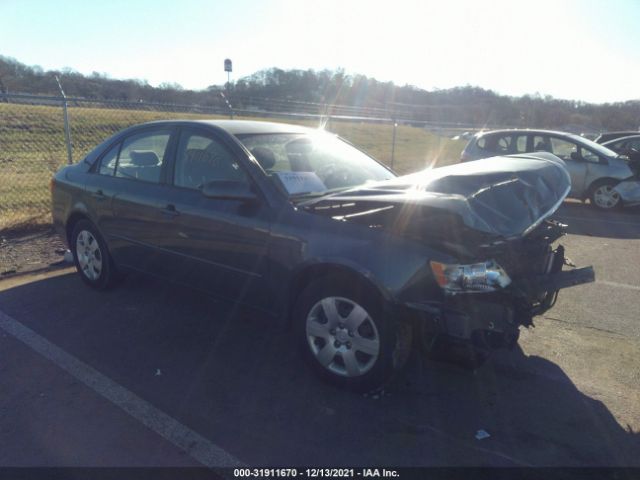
left=590, top=180, right=621, bottom=210
left=71, top=219, right=121, bottom=289
left=294, top=277, right=412, bottom=392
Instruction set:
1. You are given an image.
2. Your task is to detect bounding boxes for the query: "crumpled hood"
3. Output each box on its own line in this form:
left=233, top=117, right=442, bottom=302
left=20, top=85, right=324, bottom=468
left=304, top=152, right=571, bottom=239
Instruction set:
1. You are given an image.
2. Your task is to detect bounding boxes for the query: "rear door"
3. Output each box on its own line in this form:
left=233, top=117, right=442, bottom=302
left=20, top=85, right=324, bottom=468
left=158, top=127, right=273, bottom=310
left=91, top=126, right=175, bottom=273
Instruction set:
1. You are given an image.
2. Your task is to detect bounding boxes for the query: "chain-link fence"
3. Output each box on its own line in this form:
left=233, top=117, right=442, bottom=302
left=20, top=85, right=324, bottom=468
left=0, top=92, right=484, bottom=232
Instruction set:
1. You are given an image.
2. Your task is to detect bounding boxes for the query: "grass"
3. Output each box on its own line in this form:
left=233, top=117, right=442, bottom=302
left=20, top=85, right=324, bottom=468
left=0, top=102, right=466, bottom=231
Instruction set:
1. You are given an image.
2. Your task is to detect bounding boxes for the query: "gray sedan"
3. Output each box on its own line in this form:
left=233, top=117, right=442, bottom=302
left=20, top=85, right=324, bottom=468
left=51, top=120, right=595, bottom=391
left=460, top=129, right=639, bottom=209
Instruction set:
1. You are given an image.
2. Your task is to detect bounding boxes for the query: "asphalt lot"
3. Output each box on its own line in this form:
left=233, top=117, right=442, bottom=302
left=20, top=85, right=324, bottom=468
left=0, top=201, right=639, bottom=467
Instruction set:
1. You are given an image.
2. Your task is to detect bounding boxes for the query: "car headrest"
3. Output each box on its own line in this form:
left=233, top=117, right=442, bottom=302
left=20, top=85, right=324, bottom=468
left=130, top=150, right=160, bottom=166
left=251, top=147, right=276, bottom=170
left=185, top=148, right=215, bottom=164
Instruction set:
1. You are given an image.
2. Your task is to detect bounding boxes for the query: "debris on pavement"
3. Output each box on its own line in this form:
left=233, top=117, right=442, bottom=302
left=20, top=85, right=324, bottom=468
left=0, top=227, right=67, bottom=276
left=475, top=429, right=491, bottom=440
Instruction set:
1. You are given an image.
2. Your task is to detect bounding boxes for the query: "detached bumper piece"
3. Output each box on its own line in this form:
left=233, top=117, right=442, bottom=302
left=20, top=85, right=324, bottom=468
left=511, top=244, right=595, bottom=317
left=514, top=266, right=595, bottom=298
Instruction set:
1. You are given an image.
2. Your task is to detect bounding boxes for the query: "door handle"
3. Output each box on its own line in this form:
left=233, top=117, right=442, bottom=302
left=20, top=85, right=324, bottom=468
left=91, top=189, right=106, bottom=201
left=160, top=204, right=180, bottom=217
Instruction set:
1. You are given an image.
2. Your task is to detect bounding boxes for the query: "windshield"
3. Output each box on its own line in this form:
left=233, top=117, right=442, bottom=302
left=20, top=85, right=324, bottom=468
left=236, top=132, right=395, bottom=197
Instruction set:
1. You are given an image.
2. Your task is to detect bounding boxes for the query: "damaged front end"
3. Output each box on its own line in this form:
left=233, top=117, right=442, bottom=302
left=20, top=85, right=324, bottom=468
left=413, top=219, right=594, bottom=357
left=303, top=154, right=595, bottom=359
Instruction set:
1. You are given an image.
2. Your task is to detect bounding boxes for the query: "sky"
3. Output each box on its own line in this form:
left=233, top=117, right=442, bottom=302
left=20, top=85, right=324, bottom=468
left=1, top=0, right=639, bottom=103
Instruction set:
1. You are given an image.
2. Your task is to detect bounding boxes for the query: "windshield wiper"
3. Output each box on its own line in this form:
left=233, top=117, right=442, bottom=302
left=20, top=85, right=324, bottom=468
left=290, top=186, right=353, bottom=200
left=289, top=191, right=327, bottom=199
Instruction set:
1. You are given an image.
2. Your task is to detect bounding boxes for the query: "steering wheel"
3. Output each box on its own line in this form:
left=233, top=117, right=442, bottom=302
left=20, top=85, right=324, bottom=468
left=316, top=163, right=353, bottom=189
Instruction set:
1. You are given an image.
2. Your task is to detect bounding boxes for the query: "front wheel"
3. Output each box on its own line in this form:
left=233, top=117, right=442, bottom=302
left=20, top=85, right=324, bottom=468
left=71, top=219, right=122, bottom=290
left=590, top=180, right=621, bottom=210
left=294, top=277, right=412, bottom=392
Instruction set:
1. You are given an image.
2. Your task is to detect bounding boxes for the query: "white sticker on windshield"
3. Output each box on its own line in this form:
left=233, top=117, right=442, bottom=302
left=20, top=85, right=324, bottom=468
left=273, top=171, right=326, bottom=195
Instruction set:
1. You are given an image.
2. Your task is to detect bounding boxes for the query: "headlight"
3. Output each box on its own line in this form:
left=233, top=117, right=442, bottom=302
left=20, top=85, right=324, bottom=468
left=430, top=260, right=511, bottom=293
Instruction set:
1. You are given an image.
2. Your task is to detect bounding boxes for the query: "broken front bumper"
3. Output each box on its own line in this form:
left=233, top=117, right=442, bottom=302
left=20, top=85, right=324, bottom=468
left=405, top=246, right=595, bottom=349
left=512, top=265, right=595, bottom=299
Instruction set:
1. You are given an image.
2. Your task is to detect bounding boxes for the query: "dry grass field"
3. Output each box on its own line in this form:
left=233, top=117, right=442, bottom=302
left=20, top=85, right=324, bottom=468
left=0, top=102, right=466, bottom=230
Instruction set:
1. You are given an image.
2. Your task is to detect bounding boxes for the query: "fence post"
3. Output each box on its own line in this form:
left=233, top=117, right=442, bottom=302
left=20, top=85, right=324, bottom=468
left=55, top=76, right=73, bottom=165
left=391, top=119, right=397, bottom=169
left=219, top=92, right=234, bottom=119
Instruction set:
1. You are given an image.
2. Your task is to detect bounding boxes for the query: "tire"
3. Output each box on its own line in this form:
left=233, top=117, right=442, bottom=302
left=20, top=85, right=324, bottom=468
left=589, top=180, right=621, bottom=210
left=70, top=219, right=122, bottom=290
left=293, top=276, right=412, bottom=392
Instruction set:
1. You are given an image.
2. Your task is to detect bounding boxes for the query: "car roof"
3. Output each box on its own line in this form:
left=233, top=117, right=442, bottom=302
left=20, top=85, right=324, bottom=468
left=133, top=119, right=316, bottom=135
left=602, top=134, right=640, bottom=145
left=475, top=129, right=586, bottom=141
left=598, top=130, right=639, bottom=135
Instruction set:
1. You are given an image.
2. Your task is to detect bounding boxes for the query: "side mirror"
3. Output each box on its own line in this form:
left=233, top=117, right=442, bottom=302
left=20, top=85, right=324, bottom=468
left=201, top=180, right=258, bottom=202
left=570, top=151, right=581, bottom=161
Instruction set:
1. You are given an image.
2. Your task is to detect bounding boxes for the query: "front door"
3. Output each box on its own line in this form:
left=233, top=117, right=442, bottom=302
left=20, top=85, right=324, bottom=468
left=544, top=135, right=587, bottom=196
left=156, top=127, right=273, bottom=310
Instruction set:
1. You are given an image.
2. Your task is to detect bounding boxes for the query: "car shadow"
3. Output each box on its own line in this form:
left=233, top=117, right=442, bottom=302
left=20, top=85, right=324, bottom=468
left=0, top=272, right=638, bottom=467
left=552, top=201, right=640, bottom=239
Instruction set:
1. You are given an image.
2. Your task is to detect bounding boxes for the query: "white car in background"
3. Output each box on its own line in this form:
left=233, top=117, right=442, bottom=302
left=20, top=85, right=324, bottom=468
left=460, top=129, right=640, bottom=209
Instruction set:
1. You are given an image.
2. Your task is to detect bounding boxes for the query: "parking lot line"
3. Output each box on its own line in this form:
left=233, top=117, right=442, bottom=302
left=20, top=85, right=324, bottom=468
left=556, top=214, right=640, bottom=227
left=0, top=309, right=244, bottom=468
left=598, top=280, right=640, bottom=292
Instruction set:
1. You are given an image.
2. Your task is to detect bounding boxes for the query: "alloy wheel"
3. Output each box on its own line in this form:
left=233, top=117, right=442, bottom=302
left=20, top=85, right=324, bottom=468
left=305, top=296, right=380, bottom=377
left=593, top=184, right=620, bottom=209
left=75, top=230, right=103, bottom=281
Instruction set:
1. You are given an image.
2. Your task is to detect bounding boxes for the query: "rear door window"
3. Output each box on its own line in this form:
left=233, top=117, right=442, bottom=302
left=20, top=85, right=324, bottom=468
left=478, top=134, right=512, bottom=154
left=114, top=129, right=171, bottom=183
left=514, top=135, right=528, bottom=153
left=532, top=135, right=552, bottom=153
left=496, top=135, right=511, bottom=153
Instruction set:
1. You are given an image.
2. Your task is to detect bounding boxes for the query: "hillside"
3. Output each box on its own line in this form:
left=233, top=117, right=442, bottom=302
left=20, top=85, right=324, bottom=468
left=2, top=55, right=639, bottom=131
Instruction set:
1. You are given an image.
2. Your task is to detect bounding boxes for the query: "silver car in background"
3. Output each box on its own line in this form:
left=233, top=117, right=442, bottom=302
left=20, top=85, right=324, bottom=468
left=460, top=129, right=640, bottom=209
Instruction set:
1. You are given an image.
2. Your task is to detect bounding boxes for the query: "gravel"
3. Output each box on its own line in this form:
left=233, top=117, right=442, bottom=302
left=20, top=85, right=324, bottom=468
left=0, top=227, right=69, bottom=277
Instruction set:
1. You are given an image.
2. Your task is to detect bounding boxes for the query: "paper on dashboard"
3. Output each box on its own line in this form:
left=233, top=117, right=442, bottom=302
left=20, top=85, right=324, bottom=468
left=273, top=171, right=326, bottom=195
